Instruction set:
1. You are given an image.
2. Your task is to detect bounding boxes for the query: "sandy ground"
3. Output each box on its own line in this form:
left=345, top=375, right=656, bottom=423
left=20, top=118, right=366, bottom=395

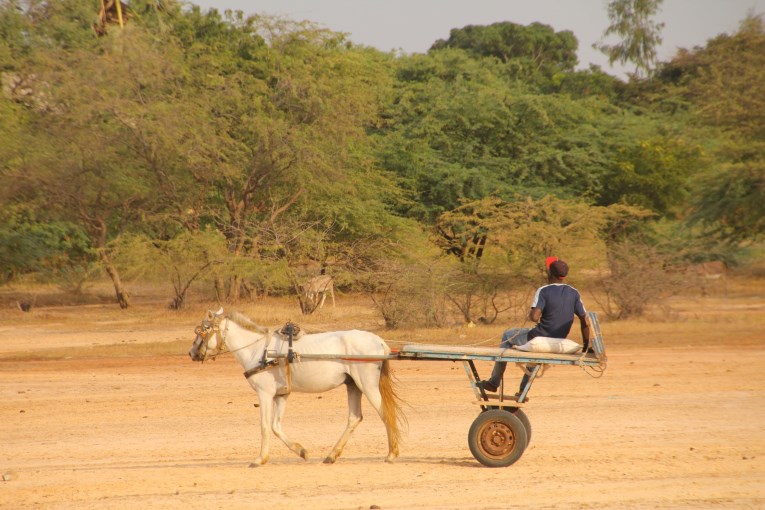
left=2, top=305, right=765, bottom=509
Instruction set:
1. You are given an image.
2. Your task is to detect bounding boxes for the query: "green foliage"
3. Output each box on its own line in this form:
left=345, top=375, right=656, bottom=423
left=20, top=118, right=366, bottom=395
left=654, top=15, right=765, bottom=244
left=660, top=15, right=765, bottom=139
left=434, top=195, right=651, bottom=283
left=430, top=21, right=578, bottom=81
left=1, top=3, right=763, bottom=312
left=378, top=50, right=622, bottom=221
left=0, top=207, right=95, bottom=284
left=114, top=229, right=228, bottom=308
left=0, top=0, right=100, bottom=58
left=556, top=65, right=623, bottom=100
left=166, top=13, right=400, bottom=259
left=598, top=137, right=703, bottom=216
left=690, top=143, right=765, bottom=245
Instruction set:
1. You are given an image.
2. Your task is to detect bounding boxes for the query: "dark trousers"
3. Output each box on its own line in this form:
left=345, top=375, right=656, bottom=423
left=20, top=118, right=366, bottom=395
left=487, top=327, right=532, bottom=392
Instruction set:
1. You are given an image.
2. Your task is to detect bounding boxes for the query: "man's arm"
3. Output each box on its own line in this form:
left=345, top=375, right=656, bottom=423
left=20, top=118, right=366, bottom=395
left=528, top=307, right=542, bottom=323
left=579, top=314, right=592, bottom=351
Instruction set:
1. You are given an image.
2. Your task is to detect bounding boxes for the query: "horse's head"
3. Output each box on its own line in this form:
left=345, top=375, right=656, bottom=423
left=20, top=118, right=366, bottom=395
left=188, top=307, right=226, bottom=362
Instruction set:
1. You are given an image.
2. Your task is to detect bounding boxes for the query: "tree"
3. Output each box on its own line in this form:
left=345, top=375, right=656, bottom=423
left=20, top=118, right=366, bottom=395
left=595, top=0, right=665, bottom=78
left=656, top=15, right=765, bottom=244
left=598, top=137, right=703, bottom=217
left=0, top=207, right=95, bottom=287
left=667, top=14, right=765, bottom=139
left=115, top=229, right=228, bottom=309
left=690, top=149, right=765, bottom=245
left=431, top=21, right=578, bottom=82
left=4, top=25, right=195, bottom=307
left=0, top=0, right=215, bottom=307
left=1, top=4, right=411, bottom=307
left=377, top=50, right=615, bottom=222
left=164, top=13, right=401, bottom=301
left=433, top=196, right=651, bottom=322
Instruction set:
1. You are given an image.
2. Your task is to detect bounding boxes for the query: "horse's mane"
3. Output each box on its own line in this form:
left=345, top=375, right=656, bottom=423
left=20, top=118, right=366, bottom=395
left=227, top=310, right=270, bottom=335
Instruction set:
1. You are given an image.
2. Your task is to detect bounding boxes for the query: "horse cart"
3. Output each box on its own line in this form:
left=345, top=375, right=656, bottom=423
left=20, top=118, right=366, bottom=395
left=189, top=310, right=607, bottom=468
left=395, top=311, right=606, bottom=467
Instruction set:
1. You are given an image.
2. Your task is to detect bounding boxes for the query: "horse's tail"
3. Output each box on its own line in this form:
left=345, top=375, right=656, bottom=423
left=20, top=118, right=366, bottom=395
left=379, top=359, right=406, bottom=455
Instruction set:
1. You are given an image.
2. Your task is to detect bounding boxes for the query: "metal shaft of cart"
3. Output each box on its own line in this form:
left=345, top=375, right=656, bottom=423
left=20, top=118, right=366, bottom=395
left=272, top=312, right=605, bottom=405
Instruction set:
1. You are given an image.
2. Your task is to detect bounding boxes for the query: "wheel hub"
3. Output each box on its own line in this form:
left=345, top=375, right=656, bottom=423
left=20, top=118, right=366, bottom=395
left=480, top=421, right=516, bottom=458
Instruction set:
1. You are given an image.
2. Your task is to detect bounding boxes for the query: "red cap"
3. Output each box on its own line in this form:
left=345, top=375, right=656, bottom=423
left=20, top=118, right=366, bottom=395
left=545, top=256, right=558, bottom=269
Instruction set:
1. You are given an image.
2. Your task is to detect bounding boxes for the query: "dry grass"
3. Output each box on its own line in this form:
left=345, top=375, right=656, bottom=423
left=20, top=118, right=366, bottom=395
left=1, top=276, right=763, bottom=361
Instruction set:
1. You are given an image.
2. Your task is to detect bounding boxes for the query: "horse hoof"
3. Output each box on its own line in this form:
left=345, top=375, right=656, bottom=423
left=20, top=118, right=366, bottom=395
left=322, top=456, right=336, bottom=464
left=299, top=448, right=308, bottom=460
left=249, top=458, right=267, bottom=468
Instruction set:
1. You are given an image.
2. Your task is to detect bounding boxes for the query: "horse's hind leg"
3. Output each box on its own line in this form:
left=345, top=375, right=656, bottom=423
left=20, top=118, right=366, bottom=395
left=324, top=381, right=363, bottom=464
left=271, top=395, right=308, bottom=461
left=358, top=364, right=400, bottom=463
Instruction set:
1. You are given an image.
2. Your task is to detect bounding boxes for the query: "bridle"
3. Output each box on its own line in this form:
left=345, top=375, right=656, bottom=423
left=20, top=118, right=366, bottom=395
left=190, top=311, right=275, bottom=368
left=191, top=312, right=232, bottom=362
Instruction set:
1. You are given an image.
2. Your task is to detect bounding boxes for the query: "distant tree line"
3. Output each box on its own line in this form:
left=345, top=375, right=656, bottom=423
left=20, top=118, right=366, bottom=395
left=1, top=0, right=763, bottom=321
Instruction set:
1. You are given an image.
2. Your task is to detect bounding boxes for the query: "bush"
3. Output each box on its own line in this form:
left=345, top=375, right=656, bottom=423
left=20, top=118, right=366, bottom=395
left=593, top=239, right=684, bottom=319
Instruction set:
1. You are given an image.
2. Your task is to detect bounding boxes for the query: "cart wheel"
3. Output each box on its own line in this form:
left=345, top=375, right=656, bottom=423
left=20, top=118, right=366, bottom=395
left=484, top=406, right=532, bottom=444
left=509, top=408, right=532, bottom=445
left=468, top=409, right=528, bottom=468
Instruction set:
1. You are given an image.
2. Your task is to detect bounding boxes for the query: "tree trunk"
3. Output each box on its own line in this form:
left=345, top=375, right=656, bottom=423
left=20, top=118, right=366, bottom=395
left=98, top=248, right=130, bottom=309
left=214, top=276, right=226, bottom=303
left=229, top=274, right=242, bottom=302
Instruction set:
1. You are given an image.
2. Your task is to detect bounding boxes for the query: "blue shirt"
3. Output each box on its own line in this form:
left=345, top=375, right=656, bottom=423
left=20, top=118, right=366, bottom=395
left=528, top=283, right=586, bottom=340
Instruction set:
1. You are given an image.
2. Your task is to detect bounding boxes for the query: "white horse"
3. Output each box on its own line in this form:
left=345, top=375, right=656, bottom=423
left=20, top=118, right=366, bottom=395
left=188, top=308, right=404, bottom=466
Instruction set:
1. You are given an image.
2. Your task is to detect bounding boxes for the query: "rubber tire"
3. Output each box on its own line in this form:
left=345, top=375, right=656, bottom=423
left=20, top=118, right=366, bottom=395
left=484, top=407, right=532, bottom=445
left=509, top=408, right=532, bottom=445
left=468, top=409, right=528, bottom=468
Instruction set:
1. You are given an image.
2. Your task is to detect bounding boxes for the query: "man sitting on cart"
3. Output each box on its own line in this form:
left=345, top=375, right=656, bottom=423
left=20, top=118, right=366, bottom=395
left=477, top=256, right=592, bottom=397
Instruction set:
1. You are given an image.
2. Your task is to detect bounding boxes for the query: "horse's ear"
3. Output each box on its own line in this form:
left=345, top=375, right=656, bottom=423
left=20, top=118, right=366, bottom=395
left=214, top=307, right=224, bottom=317
left=205, top=310, right=214, bottom=320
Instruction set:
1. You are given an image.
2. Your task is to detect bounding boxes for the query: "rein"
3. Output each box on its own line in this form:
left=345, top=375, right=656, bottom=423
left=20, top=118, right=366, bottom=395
left=201, top=316, right=264, bottom=361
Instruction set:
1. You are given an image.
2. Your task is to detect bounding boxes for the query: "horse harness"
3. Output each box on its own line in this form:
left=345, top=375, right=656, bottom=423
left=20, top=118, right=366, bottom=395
left=242, top=322, right=302, bottom=379
left=195, top=314, right=302, bottom=380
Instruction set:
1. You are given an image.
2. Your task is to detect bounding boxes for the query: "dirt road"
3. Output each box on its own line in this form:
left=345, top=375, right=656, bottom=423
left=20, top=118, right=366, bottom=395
left=2, top=331, right=764, bottom=509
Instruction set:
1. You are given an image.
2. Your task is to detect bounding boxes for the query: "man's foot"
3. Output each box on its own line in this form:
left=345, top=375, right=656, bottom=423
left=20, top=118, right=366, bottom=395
left=476, top=380, right=498, bottom=392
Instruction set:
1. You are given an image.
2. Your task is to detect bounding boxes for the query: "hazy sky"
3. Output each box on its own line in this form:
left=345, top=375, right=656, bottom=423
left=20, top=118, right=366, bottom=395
left=190, top=0, right=765, bottom=77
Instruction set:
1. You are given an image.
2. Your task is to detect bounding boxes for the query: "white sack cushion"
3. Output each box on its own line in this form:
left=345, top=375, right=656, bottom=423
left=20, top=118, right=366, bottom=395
left=514, top=337, right=581, bottom=354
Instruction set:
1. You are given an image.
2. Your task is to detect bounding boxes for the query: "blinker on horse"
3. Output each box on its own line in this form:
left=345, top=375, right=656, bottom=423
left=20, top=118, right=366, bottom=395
left=188, top=308, right=404, bottom=466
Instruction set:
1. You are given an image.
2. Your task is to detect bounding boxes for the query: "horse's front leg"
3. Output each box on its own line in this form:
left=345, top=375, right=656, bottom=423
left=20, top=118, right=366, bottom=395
left=249, top=394, right=273, bottom=467
left=272, top=395, right=308, bottom=461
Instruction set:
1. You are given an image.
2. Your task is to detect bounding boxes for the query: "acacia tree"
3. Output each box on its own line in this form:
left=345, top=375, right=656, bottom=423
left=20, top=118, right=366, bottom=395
left=595, top=0, right=665, bottom=78
left=679, top=15, right=765, bottom=243
left=1, top=5, right=407, bottom=306
left=0, top=7, right=180, bottom=307
left=115, top=229, right=228, bottom=309
left=430, top=21, right=578, bottom=81
left=377, top=49, right=614, bottom=222
left=598, top=136, right=702, bottom=217
left=433, top=196, right=650, bottom=323
left=161, top=12, right=400, bottom=301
